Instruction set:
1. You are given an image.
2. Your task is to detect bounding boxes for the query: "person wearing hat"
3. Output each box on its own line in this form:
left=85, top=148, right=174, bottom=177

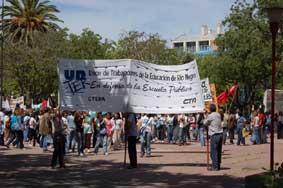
left=204, top=104, right=223, bottom=171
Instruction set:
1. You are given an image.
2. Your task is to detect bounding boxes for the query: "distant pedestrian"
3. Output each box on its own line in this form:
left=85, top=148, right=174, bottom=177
left=227, top=110, right=236, bottom=144
left=236, top=112, right=246, bottom=146
left=222, top=110, right=229, bottom=145
left=197, top=113, right=205, bottom=147
left=278, top=112, right=283, bottom=139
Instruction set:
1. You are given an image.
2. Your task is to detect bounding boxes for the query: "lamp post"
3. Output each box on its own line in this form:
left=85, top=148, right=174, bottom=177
left=0, top=0, right=4, bottom=109
left=265, top=7, right=283, bottom=171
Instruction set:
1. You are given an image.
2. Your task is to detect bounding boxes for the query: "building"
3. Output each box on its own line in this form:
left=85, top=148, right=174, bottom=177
left=172, top=23, right=223, bottom=55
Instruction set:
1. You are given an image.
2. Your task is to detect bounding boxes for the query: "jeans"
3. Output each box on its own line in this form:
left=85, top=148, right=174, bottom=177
left=140, top=132, right=151, bottom=156
left=65, top=134, right=70, bottom=153
left=93, top=133, right=97, bottom=148
left=187, top=125, right=191, bottom=141
left=41, top=135, right=49, bottom=150
left=128, top=136, right=137, bottom=167
left=68, top=129, right=76, bottom=151
left=178, top=127, right=187, bottom=144
left=278, top=123, right=283, bottom=139
left=253, top=127, right=260, bottom=144
left=24, top=127, right=29, bottom=142
left=237, top=128, right=245, bottom=145
left=210, top=133, right=223, bottom=170
left=167, top=125, right=173, bottom=143
left=199, top=127, right=205, bottom=146
left=51, top=133, right=65, bottom=167
left=28, top=128, right=37, bottom=146
left=228, top=127, right=235, bottom=143
left=75, top=131, right=85, bottom=155
left=262, top=127, right=268, bottom=143
left=157, top=125, right=165, bottom=140
left=14, top=130, right=24, bottom=149
left=6, top=130, right=16, bottom=146
left=0, top=133, right=3, bottom=145
left=94, top=135, right=108, bottom=154
left=222, top=127, right=227, bottom=144
left=172, top=126, right=179, bottom=143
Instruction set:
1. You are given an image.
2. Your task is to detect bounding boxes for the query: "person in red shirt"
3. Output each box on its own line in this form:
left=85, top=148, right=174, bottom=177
left=258, top=109, right=265, bottom=144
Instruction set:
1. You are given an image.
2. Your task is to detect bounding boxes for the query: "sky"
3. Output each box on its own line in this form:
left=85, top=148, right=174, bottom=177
left=51, top=0, right=235, bottom=42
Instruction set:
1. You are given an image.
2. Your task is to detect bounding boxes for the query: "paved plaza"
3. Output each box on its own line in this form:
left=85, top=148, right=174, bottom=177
left=0, top=138, right=283, bottom=188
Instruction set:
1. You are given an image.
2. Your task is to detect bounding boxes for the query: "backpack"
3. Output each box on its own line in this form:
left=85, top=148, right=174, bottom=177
left=99, top=120, right=107, bottom=136
left=11, top=115, right=19, bottom=130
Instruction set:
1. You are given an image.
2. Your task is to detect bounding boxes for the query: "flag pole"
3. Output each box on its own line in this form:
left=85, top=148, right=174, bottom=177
left=123, top=114, right=127, bottom=168
left=206, top=126, right=210, bottom=170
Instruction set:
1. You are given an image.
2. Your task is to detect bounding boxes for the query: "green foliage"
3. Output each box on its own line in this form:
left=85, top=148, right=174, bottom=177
left=3, top=29, right=68, bottom=102
left=113, top=31, right=193, bottom=65
left=197, top=0, right=283, bottom=107
left=64, top=28, right=115, bottom=60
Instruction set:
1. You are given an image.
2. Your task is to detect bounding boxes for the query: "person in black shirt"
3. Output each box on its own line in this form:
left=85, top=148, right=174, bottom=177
left=74, top=111, right=85, bottom=156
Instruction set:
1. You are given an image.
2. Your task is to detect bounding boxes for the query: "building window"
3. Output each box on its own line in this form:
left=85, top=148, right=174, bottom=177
left=173, top=42, right=183, bottom=48
left=199, top=41, right=209, bottom=51
left=186, top=42, right=196, bottom=52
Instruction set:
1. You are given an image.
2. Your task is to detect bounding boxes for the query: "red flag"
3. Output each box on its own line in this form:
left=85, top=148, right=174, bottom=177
left=41, top=100, right=48, bottom=110
left=228, top=85, right=238, bottom=97
left=217, top=91, right=228, bottom=105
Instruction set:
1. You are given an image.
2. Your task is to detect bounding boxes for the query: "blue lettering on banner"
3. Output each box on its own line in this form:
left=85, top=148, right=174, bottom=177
left=63, top=70, right=88, bottom=95
left=64, top=70, right=86, bottom=81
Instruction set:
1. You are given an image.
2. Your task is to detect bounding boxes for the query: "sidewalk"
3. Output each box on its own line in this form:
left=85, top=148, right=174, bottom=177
left=0, top=138, right=282, bottom=188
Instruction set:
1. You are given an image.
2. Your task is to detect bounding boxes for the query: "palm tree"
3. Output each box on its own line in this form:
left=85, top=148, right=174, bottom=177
left=2, top=0, right=62, bottom=45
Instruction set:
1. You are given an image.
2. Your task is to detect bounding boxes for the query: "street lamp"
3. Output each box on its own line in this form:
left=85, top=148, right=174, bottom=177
left=264, top=6, right=283, bottom=171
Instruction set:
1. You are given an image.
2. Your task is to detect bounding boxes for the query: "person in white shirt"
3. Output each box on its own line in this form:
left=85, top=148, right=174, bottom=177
left=204, top=104, right=223, bottom=171
left=28, top=113, right=37, bottom=146
left=112, top=113, right=123, bottom=150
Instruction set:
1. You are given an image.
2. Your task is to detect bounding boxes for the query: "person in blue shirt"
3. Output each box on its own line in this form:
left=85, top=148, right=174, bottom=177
left=236, top=111, right=246, bottom=146
left=67, top=112, right=76, bottom=152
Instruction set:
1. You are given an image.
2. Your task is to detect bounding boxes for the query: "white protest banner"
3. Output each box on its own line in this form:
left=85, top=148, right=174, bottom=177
left=263, top=89, right=283, bottom=113
left=58, top=59, right=204, bottom=113
left=1, top=99, right=10, bottom=110
left=10, top=96, right=24, bottom=110
left=201, top=78, right=213, bottom=102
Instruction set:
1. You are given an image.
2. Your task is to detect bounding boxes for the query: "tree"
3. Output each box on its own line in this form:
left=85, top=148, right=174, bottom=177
left=65, top=28, right=115, bottom=60
left=201, top=0, right=283, bottom=109
left=113, top=31, right=193, bottom=65
left=2, top=0, right=62, bottom=45
left=3, top=29, right=68, bottom=103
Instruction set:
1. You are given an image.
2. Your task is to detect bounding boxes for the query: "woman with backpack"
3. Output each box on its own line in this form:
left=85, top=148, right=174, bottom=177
left=6, top=108, right=24, bottom=149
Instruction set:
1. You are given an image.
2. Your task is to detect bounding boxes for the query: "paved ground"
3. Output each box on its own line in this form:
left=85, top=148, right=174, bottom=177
left=0, top=137, right=283, bottom=188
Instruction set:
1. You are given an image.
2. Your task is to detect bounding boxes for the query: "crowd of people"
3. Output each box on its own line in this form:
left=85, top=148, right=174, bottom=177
left=0, top=105, right=283, bottom=170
